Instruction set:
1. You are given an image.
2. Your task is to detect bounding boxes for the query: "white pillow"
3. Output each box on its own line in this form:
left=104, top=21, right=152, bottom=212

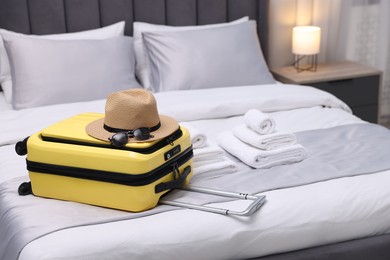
left=133, top=17, right=249, bottom=91
left=4, top=36, right=139, bottom=109
left=0, top=21, right=125, bottom=104
left=142, top=21, right=275, bottom=92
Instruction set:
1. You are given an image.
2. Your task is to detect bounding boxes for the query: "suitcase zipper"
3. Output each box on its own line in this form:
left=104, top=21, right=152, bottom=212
left=40, top=128, right=183, bottom=154
left=26, top=146, right=193, bottom=187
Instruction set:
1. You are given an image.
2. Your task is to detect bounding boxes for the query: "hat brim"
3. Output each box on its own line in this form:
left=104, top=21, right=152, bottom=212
left=86, top=115, right=179, bottom=143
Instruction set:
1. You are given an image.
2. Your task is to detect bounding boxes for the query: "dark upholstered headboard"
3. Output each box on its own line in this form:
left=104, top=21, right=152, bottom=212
left=0, top=0, right=270, bottom=62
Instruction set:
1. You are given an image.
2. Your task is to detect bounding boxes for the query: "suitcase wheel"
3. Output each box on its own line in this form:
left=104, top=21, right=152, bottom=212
left=18, top=182, right=32, bottom=196
left=15, top=137, right=29, bottom=156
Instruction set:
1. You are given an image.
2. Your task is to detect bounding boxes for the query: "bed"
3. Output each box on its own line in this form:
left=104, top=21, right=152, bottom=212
left=1, top=0, right=390, bottom=259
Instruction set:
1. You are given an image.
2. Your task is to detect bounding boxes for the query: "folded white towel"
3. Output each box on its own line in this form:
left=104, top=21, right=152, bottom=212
left=233, top=124, right=297, bottom=150
left=192, top=157, right=238, bottom=180
left=190, top=141, right=238, bottom=180
left=217, top=131, right=307, bottom=169
left=193, top=143, right=225, bottom=162
left=180, top=122, right=207, bottom=148
left=244, top=109, right=275, bottom=135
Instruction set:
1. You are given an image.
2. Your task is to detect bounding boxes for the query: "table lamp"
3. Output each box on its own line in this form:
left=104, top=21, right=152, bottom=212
left=292, top=26, right=321, bottom=72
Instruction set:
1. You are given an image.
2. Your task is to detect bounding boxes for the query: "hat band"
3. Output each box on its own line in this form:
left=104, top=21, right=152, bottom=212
left=103, top=121, right=161, bottom=133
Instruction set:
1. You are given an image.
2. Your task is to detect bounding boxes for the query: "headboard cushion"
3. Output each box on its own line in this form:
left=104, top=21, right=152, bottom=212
left=0, top=0, right=269, bottom=61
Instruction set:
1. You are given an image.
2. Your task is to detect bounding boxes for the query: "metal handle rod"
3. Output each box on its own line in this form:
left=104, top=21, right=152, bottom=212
left=160, top=186, right=266, bottom=216
left=179, top=186, right=259, bottom=200
left=161, top=200, right=230, bottom=215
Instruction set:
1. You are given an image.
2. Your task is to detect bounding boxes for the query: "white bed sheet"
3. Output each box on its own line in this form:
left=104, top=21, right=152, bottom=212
left=1, top=84, right=389, bottom=260
left=0, top=92, right=12, bottom=111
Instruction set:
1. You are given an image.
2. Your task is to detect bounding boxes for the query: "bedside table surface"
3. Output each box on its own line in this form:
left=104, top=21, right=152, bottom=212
left=270, top=61, right=382, bottom=84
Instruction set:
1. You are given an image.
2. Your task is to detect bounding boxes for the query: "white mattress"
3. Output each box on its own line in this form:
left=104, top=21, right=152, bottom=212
left=1, top=84, right=390, bottom=260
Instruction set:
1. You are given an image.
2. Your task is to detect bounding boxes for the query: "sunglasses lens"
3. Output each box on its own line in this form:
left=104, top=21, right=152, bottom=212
left=109, top=127, right=153, bottom=146
left=110, top=132, right=129, bottom=147
left=133, top=128, right=151, bottom=140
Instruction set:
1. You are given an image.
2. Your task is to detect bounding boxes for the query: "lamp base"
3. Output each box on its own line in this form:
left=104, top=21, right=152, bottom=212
left=293, top=54, right=318, bottom=72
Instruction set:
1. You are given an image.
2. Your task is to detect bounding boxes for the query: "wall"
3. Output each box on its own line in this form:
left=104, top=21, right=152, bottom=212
left=268, top=0, right=316, bottom=69
left=268, top=0, right=296, bottom=69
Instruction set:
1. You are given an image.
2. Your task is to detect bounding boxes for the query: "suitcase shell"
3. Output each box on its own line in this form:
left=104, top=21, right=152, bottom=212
left=24, top=113, right=193, bottom=212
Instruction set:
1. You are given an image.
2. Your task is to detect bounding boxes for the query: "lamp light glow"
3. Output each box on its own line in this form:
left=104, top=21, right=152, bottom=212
left=292, top=26, right=321, bottom=72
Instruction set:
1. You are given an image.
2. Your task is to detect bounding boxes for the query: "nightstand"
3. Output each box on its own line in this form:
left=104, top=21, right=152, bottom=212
left=270, top=61, right=382, bottom=123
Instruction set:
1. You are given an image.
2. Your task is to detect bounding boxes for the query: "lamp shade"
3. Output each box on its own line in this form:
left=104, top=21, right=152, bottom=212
left=292, top=26, right=321, bottom=55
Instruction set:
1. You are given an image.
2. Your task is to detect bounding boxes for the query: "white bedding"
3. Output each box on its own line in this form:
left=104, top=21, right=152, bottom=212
left=0, top=92, right=12, bottom=111
left=2, top=84, right=390, bottom=260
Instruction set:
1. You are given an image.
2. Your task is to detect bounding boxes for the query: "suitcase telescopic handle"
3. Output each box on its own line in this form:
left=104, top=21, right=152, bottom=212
left=160, top=187, right=266, bottom=217
left=155, top=165, right=191, bottom=193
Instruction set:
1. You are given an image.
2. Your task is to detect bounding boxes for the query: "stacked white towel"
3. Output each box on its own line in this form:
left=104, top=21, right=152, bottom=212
left=192, top=143, right=238, bottom=180
left=233, top=124, right=297, bottom=150
left=244, top=109, right=275, bottom=135
left=217, top=132, right=306, bottom=169
left=180, top=122, right=207, bottom=148
left=217, top=109, right=307, bottom=169
left=193, top=145, right=224, bottom=162
left=180, top=123, right=238, bottom=179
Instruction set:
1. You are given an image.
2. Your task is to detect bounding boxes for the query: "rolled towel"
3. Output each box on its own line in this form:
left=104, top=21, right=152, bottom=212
left=193, top=157, right=238, bottom=180
left=180, top=122, right=207, bottom=148
left=233, top=124, right=296, bottom=150
left=217, top=131, right=307, bottom=169
left=193, top=143, right=225, bottom=163
left=244, top=109, right=275, bottom=135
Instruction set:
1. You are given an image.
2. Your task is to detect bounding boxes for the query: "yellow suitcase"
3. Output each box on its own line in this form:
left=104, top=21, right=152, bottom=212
left=16, top=113, right=193, bottom=212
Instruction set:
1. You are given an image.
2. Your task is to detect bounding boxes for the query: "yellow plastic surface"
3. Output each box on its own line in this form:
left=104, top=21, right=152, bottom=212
left=30, top=161, right=192, bottom=212
left=27, top=113, right=193, bottom=212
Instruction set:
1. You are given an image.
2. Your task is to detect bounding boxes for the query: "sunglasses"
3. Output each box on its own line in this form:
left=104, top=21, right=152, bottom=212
left=109, top=128, right=154, bottom=147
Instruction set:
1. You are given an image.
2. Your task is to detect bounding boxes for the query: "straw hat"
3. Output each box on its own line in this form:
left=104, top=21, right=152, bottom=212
left=86, top=89, right=179, bottom=143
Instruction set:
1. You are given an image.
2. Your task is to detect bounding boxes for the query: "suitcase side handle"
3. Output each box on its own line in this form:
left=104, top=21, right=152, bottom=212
left=160, top=186, right=266, bottom=217
left=155, top=165, right=191, bottom=193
